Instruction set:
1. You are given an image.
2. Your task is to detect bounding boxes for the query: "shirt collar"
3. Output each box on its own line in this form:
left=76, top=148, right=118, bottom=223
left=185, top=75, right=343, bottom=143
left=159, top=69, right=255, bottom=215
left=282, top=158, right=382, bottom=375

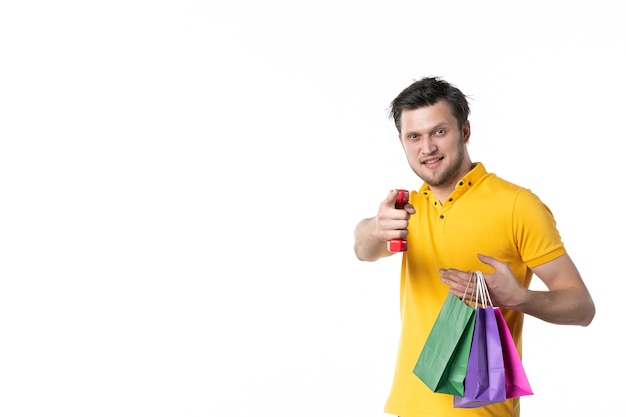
left=417, top=162, right=487, bottom=199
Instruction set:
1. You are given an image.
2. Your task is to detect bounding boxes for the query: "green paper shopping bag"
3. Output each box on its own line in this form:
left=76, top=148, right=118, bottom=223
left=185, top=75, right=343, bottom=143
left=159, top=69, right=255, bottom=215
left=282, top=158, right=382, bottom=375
left=413, top=293, right=476, bottom=396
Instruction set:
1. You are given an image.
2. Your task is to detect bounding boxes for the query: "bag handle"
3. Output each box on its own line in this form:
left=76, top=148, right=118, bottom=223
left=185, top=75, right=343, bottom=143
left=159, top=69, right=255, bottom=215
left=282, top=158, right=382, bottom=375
left=462, top=271, right=494, bottom=308
left=475, top=271, right=493, bottom=308
left=462, top=271, right=477, bottom=304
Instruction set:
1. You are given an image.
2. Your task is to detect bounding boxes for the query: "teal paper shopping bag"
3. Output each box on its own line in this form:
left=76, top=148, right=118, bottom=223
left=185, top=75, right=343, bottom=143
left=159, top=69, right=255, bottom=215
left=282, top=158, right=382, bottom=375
left=413, top=294, right=476, bottom=396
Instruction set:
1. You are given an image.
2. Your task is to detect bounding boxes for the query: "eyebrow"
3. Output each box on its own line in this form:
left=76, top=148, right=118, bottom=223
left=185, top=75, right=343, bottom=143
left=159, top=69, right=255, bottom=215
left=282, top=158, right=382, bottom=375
left=403, top=121, right=450, bottom=136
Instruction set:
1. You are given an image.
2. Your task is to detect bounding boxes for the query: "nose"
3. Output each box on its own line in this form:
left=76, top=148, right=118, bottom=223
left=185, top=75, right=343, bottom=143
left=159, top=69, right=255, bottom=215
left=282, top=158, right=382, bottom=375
left=421, top=136, right=437, bottom=154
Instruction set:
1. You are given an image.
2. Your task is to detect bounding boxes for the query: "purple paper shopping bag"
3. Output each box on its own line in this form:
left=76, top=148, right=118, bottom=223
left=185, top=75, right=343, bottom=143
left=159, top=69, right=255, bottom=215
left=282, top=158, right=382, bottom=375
left=494, top=307, right=533, bottom=399
left=454, top=307, right=507, bottom=408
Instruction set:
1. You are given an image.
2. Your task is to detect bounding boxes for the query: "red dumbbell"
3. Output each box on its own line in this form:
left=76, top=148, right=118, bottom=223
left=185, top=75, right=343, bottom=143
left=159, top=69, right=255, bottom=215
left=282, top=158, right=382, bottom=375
left=387, top=189, right=409, bottom=252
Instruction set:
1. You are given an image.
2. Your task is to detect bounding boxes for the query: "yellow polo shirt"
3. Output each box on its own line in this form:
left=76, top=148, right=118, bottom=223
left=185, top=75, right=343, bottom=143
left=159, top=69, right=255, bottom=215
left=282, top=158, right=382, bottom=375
left=384, top=163, right=566, bottom=417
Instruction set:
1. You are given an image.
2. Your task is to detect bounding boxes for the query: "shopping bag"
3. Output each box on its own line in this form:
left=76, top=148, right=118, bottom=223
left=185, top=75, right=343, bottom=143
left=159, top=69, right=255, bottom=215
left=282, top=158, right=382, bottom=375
left=413, top=293, right=476, bottom=396
left=494, top=307, right=533, bottom=399
left=454, top=272, right=507, bottom=408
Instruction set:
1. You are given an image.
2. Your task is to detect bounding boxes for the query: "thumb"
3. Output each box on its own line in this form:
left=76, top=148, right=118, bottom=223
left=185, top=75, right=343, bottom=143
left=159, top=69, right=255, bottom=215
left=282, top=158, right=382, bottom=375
left=386, top=189, right=409, bottom=209
left=477, top=253, right=499, bottom=270
left=385, top=189, right=400, bottom=207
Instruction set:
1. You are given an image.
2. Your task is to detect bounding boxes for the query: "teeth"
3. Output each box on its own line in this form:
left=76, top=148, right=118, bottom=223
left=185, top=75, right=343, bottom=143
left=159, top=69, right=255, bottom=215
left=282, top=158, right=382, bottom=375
left=423, top=158, right=441, bottom=164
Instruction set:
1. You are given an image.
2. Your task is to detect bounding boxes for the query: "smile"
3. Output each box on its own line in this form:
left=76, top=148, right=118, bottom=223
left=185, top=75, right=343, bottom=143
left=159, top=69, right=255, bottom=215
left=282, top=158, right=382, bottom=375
left=422, top=157, right=443, bottom=165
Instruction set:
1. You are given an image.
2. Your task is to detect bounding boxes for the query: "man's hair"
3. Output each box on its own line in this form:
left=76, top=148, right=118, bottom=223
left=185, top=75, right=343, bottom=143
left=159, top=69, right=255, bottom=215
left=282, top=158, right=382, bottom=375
left=388, top=76, right=471, bottom=132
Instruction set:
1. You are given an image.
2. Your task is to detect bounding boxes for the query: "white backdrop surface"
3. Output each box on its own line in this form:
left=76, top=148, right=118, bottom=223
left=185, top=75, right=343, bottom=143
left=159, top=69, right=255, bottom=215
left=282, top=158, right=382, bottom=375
left=1, top=1, right=624, bottom=416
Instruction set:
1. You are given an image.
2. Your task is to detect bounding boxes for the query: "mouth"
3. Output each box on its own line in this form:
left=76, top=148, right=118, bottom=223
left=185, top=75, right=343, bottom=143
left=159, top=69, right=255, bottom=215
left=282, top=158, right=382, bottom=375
left=421, top=156, right=444, bottom=166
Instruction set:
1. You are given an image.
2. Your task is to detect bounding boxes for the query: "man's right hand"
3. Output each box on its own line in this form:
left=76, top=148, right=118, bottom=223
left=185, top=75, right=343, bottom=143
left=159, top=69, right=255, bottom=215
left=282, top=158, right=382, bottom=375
left=375, top=189, right=415, bottom=242
left=353, top=189, right=415, bottom=262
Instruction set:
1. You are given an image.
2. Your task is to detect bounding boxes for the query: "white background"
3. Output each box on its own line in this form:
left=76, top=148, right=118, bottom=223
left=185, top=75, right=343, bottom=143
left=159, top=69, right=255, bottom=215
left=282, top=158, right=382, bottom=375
left=1, top=1, right=624, bottom=416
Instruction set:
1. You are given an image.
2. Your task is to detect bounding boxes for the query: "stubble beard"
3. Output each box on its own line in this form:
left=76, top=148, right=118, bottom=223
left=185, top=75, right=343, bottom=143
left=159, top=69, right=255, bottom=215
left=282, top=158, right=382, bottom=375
left=413, top=142, right=467, bottom=188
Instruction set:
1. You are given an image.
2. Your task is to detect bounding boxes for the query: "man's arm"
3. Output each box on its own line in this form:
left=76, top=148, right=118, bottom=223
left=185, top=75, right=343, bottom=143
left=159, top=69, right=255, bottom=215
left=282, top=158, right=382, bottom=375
left=353, top=190, right=415, bottom=262
left=353, top=217, right=394, bottom=261
left=513, top=253, right=594, bottom=326
left=440, top=253, right=595, bottom=326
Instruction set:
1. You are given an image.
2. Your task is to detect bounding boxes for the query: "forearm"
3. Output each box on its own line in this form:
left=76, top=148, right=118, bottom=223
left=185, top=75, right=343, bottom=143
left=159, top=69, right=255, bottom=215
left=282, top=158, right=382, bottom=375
left=353, top=217, right=393, bottom=262
left=514, top=286, right=595, bottom=326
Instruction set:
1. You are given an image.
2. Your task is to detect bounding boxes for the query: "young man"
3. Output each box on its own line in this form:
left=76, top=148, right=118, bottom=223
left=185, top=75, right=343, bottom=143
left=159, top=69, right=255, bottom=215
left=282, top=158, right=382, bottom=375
left=353, top=77, right=595, bottom=417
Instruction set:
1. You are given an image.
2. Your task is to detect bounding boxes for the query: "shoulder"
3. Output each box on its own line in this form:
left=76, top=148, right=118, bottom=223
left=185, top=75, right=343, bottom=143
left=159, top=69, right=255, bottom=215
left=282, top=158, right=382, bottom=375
left=474, top=173, right=533, bottom=198
left=475, top=174, right=552, bottom=214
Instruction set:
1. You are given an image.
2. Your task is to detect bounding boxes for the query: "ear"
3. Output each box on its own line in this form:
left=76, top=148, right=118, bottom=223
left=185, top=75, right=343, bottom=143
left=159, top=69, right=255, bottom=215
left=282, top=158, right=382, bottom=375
left=463, top=121, right=471, bottom=143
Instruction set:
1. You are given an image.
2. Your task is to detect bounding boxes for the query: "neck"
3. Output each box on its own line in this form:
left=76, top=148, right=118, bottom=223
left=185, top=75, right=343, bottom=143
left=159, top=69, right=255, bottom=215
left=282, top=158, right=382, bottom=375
left=430, top=161, right=475, bottom=204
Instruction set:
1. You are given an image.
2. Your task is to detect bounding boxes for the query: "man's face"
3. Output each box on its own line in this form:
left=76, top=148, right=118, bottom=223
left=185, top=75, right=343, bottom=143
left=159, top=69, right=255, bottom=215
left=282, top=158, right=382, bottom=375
left=398, top=100, right=471, bottom=190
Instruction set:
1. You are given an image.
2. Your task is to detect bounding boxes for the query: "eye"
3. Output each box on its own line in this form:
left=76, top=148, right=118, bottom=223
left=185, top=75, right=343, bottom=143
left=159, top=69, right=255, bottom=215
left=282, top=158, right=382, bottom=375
left=435, top=128, right=446, bottom=135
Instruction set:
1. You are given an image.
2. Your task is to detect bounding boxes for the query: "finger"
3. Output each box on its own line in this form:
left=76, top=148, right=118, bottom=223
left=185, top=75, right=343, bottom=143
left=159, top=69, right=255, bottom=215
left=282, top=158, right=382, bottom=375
left=384, top=189, right=400, bottom=208
left=440, top=268, right=465, bottom=278
left=439, top=269, right=468, bottom=288
left=404, top=203, right=416, bottom=214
